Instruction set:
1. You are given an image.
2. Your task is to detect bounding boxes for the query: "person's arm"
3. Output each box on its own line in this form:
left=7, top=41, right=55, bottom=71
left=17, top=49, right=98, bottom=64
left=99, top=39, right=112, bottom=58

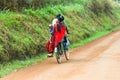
left=62, top=21, right=69, bottom=34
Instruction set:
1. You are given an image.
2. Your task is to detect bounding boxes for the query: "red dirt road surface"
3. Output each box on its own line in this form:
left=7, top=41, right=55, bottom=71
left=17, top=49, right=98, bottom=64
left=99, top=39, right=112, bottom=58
left=1, top=30, right=120, bottom=80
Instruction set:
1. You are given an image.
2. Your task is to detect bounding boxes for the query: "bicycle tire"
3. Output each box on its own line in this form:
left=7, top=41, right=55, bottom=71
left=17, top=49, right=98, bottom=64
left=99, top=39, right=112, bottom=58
left=56, top=52, right=62, bottom=64
left=64, top=50, right=69, bottom=60
left=56, top=43, right=62, bottom=64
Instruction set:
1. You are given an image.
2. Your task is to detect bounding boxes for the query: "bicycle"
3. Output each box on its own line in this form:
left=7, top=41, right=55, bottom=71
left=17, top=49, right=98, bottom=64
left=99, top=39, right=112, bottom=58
left=55, top=41, right=69, bottom=64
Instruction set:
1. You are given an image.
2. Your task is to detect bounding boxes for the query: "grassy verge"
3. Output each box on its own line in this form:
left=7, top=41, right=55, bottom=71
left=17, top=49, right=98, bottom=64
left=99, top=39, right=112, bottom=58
left=0, top=53, right=47, bottom=77
left=71, top=24, right=120, bottom=49
left=1, top=25, right=120, bottom=77
left=70, top=30, right=110, bottom=49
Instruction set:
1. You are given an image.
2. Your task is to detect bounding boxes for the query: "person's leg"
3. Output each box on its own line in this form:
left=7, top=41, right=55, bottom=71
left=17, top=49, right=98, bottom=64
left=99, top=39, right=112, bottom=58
left=63, top=36, right=68, bottom=50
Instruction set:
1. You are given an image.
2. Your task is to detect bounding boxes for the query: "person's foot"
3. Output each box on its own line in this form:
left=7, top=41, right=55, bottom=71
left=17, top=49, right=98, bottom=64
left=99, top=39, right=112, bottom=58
left=47, top=53, right=53, bottom=57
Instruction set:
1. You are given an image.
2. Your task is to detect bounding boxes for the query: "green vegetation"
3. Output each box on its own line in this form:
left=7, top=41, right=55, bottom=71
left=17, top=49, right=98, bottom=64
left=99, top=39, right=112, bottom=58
left=0, top=0, right=120, bottom=77
left=0, top=0, right=88, bottom=63
left=0, top=53, right=47, bottom=77
left=0, top=0, right=86, bottom=11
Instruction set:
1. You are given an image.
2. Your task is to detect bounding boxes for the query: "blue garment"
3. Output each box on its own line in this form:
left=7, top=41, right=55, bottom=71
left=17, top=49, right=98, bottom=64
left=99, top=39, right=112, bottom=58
left=63, top=38, right=70, bottom=50
left=49, top=27, right=53, bottom=43
left=50, top=27, right=53, bottom=33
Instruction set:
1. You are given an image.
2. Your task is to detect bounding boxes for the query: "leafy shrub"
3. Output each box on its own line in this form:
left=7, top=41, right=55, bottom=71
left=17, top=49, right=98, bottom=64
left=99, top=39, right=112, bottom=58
left=87, top=0, right=112, bottom=15
left=0, top=0, right=86, bottom=11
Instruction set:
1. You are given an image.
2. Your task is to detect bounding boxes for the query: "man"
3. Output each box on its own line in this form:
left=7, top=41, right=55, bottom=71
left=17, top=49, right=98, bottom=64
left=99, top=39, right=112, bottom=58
left=57, top=15, right=70, bottom=50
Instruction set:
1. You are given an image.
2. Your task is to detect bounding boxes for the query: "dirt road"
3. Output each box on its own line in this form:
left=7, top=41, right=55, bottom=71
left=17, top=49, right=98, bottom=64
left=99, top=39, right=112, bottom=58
left=1, top=30, right=120, bottom=80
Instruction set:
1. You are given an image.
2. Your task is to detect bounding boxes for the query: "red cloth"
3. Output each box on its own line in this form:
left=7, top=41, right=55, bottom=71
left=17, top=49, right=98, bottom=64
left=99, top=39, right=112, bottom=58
left=45, top=40, right=54, bottom=53
left=46, top=22, right=66, bottom=53
left=52, top=22, right=66, bottom=47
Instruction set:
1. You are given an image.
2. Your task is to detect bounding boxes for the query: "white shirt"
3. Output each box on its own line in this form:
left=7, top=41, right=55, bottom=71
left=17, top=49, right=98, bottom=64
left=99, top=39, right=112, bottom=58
left=52, top=18, right=58, bottom=27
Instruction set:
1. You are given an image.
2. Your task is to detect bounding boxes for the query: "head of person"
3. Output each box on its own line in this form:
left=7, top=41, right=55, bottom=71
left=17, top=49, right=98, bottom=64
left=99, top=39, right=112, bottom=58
left=58, top=16, right=64, bottom=22
left=56, top=14, right=61, bottom=19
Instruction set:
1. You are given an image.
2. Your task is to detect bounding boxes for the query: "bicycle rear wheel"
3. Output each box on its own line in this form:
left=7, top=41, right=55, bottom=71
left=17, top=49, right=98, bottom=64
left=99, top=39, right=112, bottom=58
left=64, top=50, right=69, bottom=60
left=63, top=42, right=70, bottom=60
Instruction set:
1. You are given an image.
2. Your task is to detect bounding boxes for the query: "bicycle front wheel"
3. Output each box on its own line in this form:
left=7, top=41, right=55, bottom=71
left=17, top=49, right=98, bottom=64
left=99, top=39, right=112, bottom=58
left=56, top=43, right=62, bottom=64
left=56, top=52, right=62, bottom=64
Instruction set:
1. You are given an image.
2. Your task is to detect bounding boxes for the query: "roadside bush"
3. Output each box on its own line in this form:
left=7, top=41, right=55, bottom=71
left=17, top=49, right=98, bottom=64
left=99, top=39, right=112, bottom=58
left=0, top=0, right=86, bottom=11
left=87, top=0, right=112, bottom=15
